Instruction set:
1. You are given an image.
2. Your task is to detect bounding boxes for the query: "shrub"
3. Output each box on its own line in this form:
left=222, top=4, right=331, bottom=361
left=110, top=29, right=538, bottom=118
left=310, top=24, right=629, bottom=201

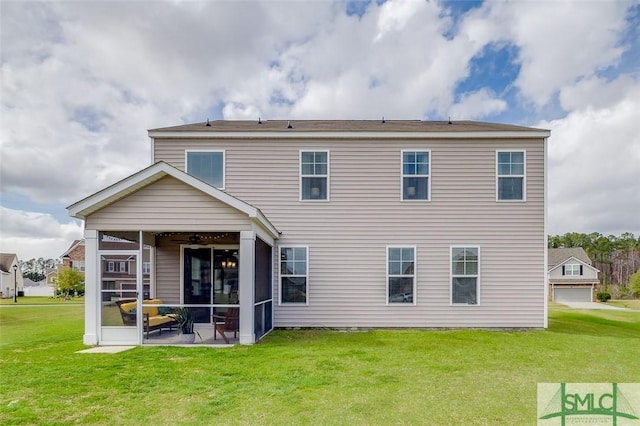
left=596, top=292, right=611, bottom=302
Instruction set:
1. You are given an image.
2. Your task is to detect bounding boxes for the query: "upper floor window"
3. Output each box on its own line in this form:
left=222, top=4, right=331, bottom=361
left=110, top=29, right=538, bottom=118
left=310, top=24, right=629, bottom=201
left=72, top=261, right=85, bottom=272
left=300, top=151, right=328, bottom=201
left=563, top=264, right=582, bottom=276
left=107, top=261, right=115, bottom=272
left=119, top=261, right=126, bottom=272
left=451, top=246, right=479, bottom=305
left=402, top=151, right=430, bottom=201
left=186, top=150, right=225, bottom=189
left=497, top=151, right=525, bottom=201
left=387, top=246, right=415, bottom=304
left=143, top=262, right=151, bottom=274
left=280, top=246, right=308, bottom=304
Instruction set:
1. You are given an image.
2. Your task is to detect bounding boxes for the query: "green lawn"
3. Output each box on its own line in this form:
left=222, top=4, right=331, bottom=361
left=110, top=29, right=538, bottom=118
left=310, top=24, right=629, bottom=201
left=0, top=296, right=84, bottom=305
left=1, top=303, right=638, bottom=425
left=606, top=299, right=640, bottom=310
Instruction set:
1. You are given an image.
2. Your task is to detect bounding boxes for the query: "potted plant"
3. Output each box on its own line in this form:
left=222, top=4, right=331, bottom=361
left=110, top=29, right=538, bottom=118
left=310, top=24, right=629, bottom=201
left=170, top=307, right=200, bottom=343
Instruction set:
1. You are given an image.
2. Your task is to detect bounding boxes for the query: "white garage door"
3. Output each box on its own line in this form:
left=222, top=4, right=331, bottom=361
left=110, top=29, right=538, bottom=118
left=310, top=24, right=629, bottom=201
left=553, top=287, right=592, bottom=302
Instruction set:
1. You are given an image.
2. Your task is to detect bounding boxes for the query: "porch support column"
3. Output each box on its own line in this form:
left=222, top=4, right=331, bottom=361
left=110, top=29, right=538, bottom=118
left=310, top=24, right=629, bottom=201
left=83, top=229, right=99, bottom=345
left=239, top=231, right=256, bottom=344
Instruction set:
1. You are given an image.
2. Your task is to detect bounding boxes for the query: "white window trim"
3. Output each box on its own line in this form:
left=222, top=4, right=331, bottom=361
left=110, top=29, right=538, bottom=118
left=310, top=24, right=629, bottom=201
left=278, top=245, right=309, bottom=305
left=564, top=264, right=581, bottom=276
left=299, top=150, right=330, bottom=202
left=107, top=261, right=115, bottom=272
left=400, top=149, right=431, bottom=202
left=496, top=150, right=526, bottom=202
left=386, top=245, right=417, bottom=305
left=185, top=149, right=226, bottom=189
left=119, top=261, right=126, bottom=272
left=143, top=262, right=151, bottom=274
left=450, top=245, right=480, bottom=306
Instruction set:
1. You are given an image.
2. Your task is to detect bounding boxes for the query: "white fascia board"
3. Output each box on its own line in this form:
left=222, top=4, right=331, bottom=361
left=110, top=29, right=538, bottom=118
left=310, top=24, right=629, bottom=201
left=67, top=162, right=171, bottom=219
left=67, top=162, right=281, bottom=237
left=547, top=256, right=600, bottom=273
left=148, top=130, right=551, bottom=139
left=250, top=210, right=280, bottom=240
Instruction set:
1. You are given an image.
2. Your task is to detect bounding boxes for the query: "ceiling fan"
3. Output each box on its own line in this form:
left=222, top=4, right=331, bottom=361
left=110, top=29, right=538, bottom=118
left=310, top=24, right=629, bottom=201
left=170, top=234, right=207, bottom=244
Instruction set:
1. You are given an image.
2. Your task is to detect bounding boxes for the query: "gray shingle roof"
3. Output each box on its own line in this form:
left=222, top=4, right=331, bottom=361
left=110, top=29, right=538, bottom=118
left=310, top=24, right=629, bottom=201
left=149, top=120, right=549, bottom=133
left=548, top=247, right=592, bottom=268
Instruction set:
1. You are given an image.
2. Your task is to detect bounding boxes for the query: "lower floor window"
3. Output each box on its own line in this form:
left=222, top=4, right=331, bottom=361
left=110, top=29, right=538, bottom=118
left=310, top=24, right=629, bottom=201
left=280, top=246, right=308, bottom=304
left=387, top=246, right=415, bottom=304
left=451, top=247, right=479, bottom=305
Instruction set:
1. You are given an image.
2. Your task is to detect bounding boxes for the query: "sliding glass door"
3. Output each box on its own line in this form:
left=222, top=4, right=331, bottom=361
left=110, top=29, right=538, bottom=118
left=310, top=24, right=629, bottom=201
left=183, top=246, right=239, bottom=322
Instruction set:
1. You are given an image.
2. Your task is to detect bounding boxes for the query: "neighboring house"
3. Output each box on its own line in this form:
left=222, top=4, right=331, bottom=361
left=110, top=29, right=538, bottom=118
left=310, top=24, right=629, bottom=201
left=45, top=267, right=58, bottom=286
left=548, top=247, right=600, bottom=302
left=60, top=238, right=151, bottom=300
left=61, top=239, right=85, bottom=273
left=0, top=253, right=24, bottom=299
left=68, top=119, right=550, bottom=346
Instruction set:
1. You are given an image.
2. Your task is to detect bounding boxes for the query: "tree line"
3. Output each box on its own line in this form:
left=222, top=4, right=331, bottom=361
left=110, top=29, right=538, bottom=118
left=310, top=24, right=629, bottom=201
left=19, top=257, right=83, bottom=296
left=19, top=258, right=60, bottom=282
left=548, top=232, right=640, bottom=294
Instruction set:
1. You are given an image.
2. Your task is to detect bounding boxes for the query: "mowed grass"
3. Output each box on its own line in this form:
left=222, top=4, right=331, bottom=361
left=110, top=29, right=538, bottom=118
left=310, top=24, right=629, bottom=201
left=607, top=299, right=640, bottom=310
left=1, top=303, right=639, bottom=425
left=0, top=296, right=84, bottom=305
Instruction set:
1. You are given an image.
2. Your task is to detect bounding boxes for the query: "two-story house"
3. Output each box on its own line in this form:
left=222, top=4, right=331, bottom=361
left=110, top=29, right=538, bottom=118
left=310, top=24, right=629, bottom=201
left=68, top=120, right=550, bottom=346
left=548, top=247, right=600, bottom=302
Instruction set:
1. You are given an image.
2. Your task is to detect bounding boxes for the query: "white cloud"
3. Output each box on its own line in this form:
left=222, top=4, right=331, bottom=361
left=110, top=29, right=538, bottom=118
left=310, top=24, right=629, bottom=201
left=542, top=75, right=640, bottom=235
left=0, top=207, right=83, bottom=260
left=449, top=89, right=507, bottom=119
left=483, top=1, right=629, bottom=106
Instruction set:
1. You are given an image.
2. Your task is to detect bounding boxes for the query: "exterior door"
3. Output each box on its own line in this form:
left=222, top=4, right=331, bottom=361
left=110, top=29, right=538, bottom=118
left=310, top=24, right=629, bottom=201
left=183, top=248, right=213, bottom=323
left=183, top=246, right=239, bottom=322
left=99, top=251, right=141, bottom=344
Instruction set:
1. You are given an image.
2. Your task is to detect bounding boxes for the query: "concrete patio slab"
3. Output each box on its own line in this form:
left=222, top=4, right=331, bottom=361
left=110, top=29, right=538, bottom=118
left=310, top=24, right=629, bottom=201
left=76, top=346, right=135, bottom=354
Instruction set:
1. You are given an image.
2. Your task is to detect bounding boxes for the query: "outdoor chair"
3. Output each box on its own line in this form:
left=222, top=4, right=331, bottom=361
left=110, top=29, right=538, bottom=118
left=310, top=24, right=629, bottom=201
left=212, top=307, right=239, bottom=344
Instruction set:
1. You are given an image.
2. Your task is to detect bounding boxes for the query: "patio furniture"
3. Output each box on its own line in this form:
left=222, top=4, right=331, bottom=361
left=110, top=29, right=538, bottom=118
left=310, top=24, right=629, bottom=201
left=212, top=308, right=239, bottom=344
left=116, top=299, right=178, bottom=338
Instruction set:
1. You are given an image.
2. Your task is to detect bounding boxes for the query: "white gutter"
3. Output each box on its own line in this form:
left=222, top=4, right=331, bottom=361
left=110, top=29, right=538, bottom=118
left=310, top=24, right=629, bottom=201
left=148, top=131, right=551, bottom=139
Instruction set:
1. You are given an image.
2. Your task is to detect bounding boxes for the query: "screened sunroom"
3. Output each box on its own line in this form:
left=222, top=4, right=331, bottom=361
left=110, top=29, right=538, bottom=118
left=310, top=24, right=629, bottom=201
left=68, top=162, right=279, bottom=346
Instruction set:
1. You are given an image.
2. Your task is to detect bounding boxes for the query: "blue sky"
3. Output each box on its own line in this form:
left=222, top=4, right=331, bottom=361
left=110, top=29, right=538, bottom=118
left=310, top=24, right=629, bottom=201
left=1, top=0, right=639, bottom=260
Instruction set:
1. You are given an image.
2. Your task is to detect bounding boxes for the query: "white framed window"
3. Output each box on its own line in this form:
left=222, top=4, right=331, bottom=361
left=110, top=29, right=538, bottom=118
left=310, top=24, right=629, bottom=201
left=107, top=261, right=115, bottom=272
left=387, top=246, right=416, bottom=304
left=451, top=246, right=479, bottom=305
left=300, top=151, right=329, bottom=201
left=402, top=150, right=430, bottom=201
left=279, top=246, right=308, bottom=304
left=186, top=150, right=225, bottom=189
left=497, top=151, right=525, bottom=201
left=143, top=262, right=151, bottom=274
left=72, top=261, right=85, bottom=272
left=563, top=264, right=582, bottom=276
left=119, top=261, right=126, bottom=272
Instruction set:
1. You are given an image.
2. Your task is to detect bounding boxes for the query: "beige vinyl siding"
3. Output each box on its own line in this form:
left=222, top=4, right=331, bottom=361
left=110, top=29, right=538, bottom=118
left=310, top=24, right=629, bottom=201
left=85, top=176, right=252, bottom=232
left=548, top=261, right=599, bottom=281
left=155, top=239, right=181, bottom=304
left=154, top=136, right=546, bottom=328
